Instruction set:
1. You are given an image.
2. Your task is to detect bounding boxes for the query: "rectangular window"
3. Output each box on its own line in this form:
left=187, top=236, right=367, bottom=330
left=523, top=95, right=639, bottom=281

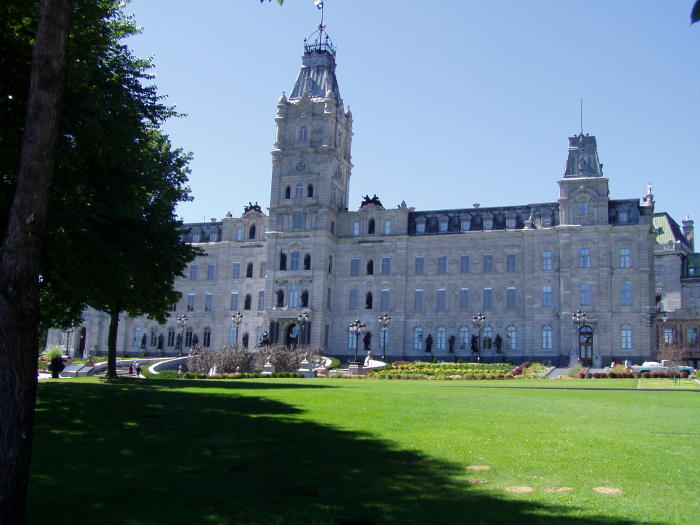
left=230, top=292, right=239, bottom=310
left=292, top=213, right=303, bottom=231
left=542, top=285, right=553, bottom=307
left=542, top=251, right=553, bottom=271
left=415, top=256, right=425, bottom=275
left=542, top=326, right=553, bottom=349
left=483, top=288, right=493, bottom=309
left=460, top=255, right=470, bottom=273
left=349, top=289, right=358, bottom=310
left=188, top=264, right=198, bottom=280
left=579, top=248, right=590, bottom=268
left=620, top=284, right=632, bottom=306
left=621, top=327, right=632, bottom=349
left=167, top=329, right=175, bottom=347
left=228, top=327, right=238, bottom=345
left=506, top=253, right=517, bottom=272
left=204, top=293, right=213, bottom=312
left=352, top=222, right=360, bottom=236
left=350, top=258, right=360, bottom=276
left=381, top=257, right=391, bottom=275
left=232, top=261, right=241, bottom=279
left=619, top=248, right=631, bottom=268
left=579, top=201, right=589, bottom=216
left=206, top=264, right=216, bottom=280
left=437, top=256, right=448, bottom=274
left=384, top=219, right=391, bottom=235
left=380, top=289, right=390, bottom=310
left=459, top=288, right=469, bottom=309
left=506, top=287, right=517, bottom=309
left=580, top=283, right=592, bottom=306
left=688, top=327, right=698, bottom=344
left=236, top=228, right=243, bottom=241
left=483, top=254, right=493, bottom=273
left=414, top=289, right=424, bottom=310
left=663, top=327, right=675, bottom=344
left=259, top=261, right=267, bottom=278
left=437, top=289, right=447, bottom=310
left=258, top=291, right=265, bottom=311
left=187, top=294, right=195, bottom=312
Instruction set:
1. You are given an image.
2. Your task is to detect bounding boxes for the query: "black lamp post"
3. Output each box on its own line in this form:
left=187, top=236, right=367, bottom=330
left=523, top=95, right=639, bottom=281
left=176, top=314, right=188, bottom=356
left=297, top=309, right=312, bottom=346
left=572, top=309, right=587, bottom=362
left=472, top=312, right=486, bottom=363
left=378, top=312, right=391, bottom=360
left=349, top=319, right=366, bottom=364
left=231, top=311, right=243, bottom=346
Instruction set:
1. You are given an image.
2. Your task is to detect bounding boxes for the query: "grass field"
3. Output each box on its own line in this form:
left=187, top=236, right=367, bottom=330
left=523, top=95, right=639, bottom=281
left=29, top=377, right=700, bottom=524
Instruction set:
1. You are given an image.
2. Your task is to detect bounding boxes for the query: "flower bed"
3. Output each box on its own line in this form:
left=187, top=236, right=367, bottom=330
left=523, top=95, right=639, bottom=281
left=371, top=361, right=544, bottom=380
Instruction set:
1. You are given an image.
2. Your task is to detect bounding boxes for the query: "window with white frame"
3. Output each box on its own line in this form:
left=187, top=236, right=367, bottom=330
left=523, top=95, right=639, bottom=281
left=291, top=252, right=300, bottom=271
left=384, top=219, right=391, bottom=235
left=621, top=325, right=632, bottom=349
left=506, top=287, right=517, bottom=309
left=347, top=330, right=357, bottom=350
left=415, top=256, right=425, bottom=275
left=295, top=183, right=303, bottom=199
left=236, top=227, right=243, bottom=241
left=460, top=255, right=470, bottom=273
left=298, top=125, right=308, bottom=141
left=204, top=293, right=213, bottom=312
left=352, top=222, right=360, bottom=236
left=579, top=248, right=590, bottom=268
left=483, top=254, right=493, bottom=273
left=189, top=264, right=198, bottom=280
left=232, top=261, right=241, bottom=279
left=542, top=250, right=553, bottom=271
left=506, top=325, right=516, bottom=350
left=381, top=257, right=391, bottom=275
left=620, top=283, right=632, bottom=306
left=289, top=283, right=299, bottom=308
left=483, top=288, right=493, bottom=309
left=459, top=326, right=469, bottom=349
left=437, top=289, right=447, bottom=310
left=230, top=292, right=239, bottom=310
left=663, top=327, right=675, bottom=344
left=187, top=294, right=195, bottom=312
left=459, top=288, right=469, bottom=309
left=207, top=264, right=216, bottom=280
left=258, top=291, right=265, bottom=310
left=580, top=283, right=592, bottom=306
left=542, top=325, right=553, bottom=349
left=413, top=327, right=423, bottom=350
left=436, top=327, right=446, bottom=350
left=350, top=258, right=360, bottom=276
left=437, top=255, right=448, bottom=274
left=380, top=289, right=390, bottom=310
left=506, top=253, right=517, bottom=272
left=348, top=289, right=358, bottom=310
left=228, top=327, right=238, bottom=345
left=619, top=248, right=631, bottom=268
left=688, top=327, right=698, bottom=344
left=414, top=289, right=424, bottom=310
left=542, top=285, right=553, bottom=307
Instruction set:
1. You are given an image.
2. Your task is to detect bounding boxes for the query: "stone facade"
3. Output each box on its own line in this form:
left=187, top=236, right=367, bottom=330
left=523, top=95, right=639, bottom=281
left=48, top=37, right=669, bottom=367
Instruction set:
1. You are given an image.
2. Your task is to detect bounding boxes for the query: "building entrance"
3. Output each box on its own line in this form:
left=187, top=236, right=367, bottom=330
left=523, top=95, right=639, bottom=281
left=578, top=326, right=593, bottom=366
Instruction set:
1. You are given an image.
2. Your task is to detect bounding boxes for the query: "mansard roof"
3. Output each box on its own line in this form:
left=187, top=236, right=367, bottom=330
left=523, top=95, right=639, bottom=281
left=289, top=47, right=342, bottom=105
left=563, top=134, right=604, bottom=178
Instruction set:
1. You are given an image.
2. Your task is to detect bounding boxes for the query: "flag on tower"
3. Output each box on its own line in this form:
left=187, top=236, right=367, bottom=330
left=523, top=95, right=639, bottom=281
left=314, top=0, right=324, bottom=9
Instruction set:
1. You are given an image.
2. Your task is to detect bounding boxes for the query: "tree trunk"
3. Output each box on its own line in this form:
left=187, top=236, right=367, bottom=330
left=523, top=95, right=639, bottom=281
left=106, top=309, right=120, bottom=379
left=0, top=1, right=72, bottom=523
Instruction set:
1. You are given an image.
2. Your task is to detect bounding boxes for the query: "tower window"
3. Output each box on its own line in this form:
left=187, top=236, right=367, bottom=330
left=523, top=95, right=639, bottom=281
left=307, top=184, right=314, bottom=198
left=298, top=126, right=308, bottom=141
left=304, top=254, right=311, bottom=271
left=366, top=259, right=374, bottom=275
left=368, top=219, right=375, bottom=235
left=248, top=224, right=256, bottom=239
left=295, top=183, right=303, bottom=199
left=365, top=292, right=373, bottom=309
left=285, top=186, right=291, bottom=199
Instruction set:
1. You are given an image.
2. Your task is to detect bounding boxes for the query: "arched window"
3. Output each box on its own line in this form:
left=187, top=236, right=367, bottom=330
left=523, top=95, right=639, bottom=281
left=307, top=184, right=314, bottom=198
left=244, top=294, right=252, bottom=310
left=203, top=328, right=211, bottom=348
left=246, top=262, right=253, bottom=278
left=368, top=219, right=375, bottom=235
left=289, top=283, right=299, bottom=308
left=506, top=325, right=517, bottom=350
left=295, top=183, right=303, bottom=199
left=413, top=327, right=424, bottom=351
left=436, top=327, right=446, bottom=351
left=542, top=285, right=553, bottom=307
left=459, top=326, right=470, bottom=350
left=284, top=185, right=291, bottom=199
left=248, top=224, right=256, bottom=239
left=620, top=283, right=632, bottom=306
left=301, top=290, right=309, bottom=308
left=482, top=326, right=493, bottom=349
left=279, top=252, right=287, bottom=271
left=542, top=325, right=553, bottom=349
left=298, top=125, right=308, bottom=141
left=276, top=289, right=284, bottom=308
left=365, top=291, right=373, bottom=309
left=366, top=260, right=374, bottom=275
left=290, top=251, right=300, bottom=270
left=621, top=325, right=632, bottom=349
left=303, top=253, right=311, bottom=271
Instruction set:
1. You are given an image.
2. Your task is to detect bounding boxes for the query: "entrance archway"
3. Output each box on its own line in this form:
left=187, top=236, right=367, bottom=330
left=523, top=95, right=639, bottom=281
left=578, top=325, right=593, bottom=365
left=285, top=324, right=300, bottom=346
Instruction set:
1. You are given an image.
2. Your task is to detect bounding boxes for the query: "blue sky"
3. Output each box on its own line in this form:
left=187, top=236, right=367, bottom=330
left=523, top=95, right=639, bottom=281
left=126, top=1, right=699, bottom=226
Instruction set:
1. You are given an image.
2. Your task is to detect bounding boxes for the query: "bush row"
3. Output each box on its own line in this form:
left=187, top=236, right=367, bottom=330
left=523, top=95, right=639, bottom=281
left=180, top=372, right=304, bottom=380
left=573, top=370, right=690, bottom=379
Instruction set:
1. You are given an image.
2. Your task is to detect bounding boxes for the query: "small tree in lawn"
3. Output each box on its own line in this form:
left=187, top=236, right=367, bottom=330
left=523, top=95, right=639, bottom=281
left=658, top=343, right=687, bottom=385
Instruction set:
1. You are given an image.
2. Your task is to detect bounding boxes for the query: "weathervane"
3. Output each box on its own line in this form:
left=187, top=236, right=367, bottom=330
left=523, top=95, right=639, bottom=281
left=303, top=0, right=336, bottom=56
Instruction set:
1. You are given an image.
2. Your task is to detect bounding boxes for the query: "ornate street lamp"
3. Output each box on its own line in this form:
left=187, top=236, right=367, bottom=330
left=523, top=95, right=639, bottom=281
left=176, top=314, right=188, bottom=356
left=348, top=319, right=366, bottom=364
left=378, top=313, right=391, bottom=360
left=297, top=309, right=312, bottom=346
left=472, top=312, right=486, bottom=363
left=572, top=309, right=587, bottom=363
left=231, top=311, right=243, bottom=345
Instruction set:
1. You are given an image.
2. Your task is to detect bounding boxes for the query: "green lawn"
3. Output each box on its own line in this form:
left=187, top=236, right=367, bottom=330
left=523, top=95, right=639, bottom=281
left=30, top=377, right=700, bottom=524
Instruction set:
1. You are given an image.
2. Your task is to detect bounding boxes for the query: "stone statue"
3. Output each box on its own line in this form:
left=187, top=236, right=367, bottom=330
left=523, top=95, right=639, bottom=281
left=495, top=334, right=502, bottom=353
left=140, top=334, right=147, bottom=349
left=471, top=335, right=479, bottom=352
left=425, top=334, right=433, bottom=352
left=363, top=331, right=372, bottom=350
left=448, top=335, right=455, bottom=353
left=157, top=334, right=164, bottom=350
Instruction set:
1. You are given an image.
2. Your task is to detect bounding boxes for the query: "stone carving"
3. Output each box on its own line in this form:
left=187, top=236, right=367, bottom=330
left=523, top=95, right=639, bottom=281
left=360, top=194, right=383, bottom=208
left=244, top=202, right=262, bottom=213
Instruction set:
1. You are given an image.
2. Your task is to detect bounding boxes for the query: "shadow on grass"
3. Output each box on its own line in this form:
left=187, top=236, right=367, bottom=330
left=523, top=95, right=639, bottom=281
left=30, top=381, right=654, bottom=525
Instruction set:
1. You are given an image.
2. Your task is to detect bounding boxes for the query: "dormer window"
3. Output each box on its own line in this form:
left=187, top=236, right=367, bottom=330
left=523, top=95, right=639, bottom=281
left=461, top=218, right=471, bottom=231
left=439, top=220, right=448, bottom=233
left=506, top=217, right=516, bottom=229
left=192, top=230, right=201, bottom=243
left=619, top=210, right=629, bottom=224
left=210, top=230, right=218, bottom=242
left=483, top=217, right=493, bottom=230
left=415, top=217, right=426, bottom=233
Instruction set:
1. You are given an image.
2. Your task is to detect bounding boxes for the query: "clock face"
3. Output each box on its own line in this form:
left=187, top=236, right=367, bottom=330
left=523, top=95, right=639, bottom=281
left=296, top=162, right=306, bottom=172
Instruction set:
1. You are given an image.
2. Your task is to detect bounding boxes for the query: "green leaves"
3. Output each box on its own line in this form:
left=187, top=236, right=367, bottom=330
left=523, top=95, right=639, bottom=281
left=260, top=0, right=284, bottom=5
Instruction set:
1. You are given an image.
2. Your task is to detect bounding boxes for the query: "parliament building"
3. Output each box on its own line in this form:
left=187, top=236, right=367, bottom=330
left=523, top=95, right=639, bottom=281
left=50, top=29, right=700, bottom=368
